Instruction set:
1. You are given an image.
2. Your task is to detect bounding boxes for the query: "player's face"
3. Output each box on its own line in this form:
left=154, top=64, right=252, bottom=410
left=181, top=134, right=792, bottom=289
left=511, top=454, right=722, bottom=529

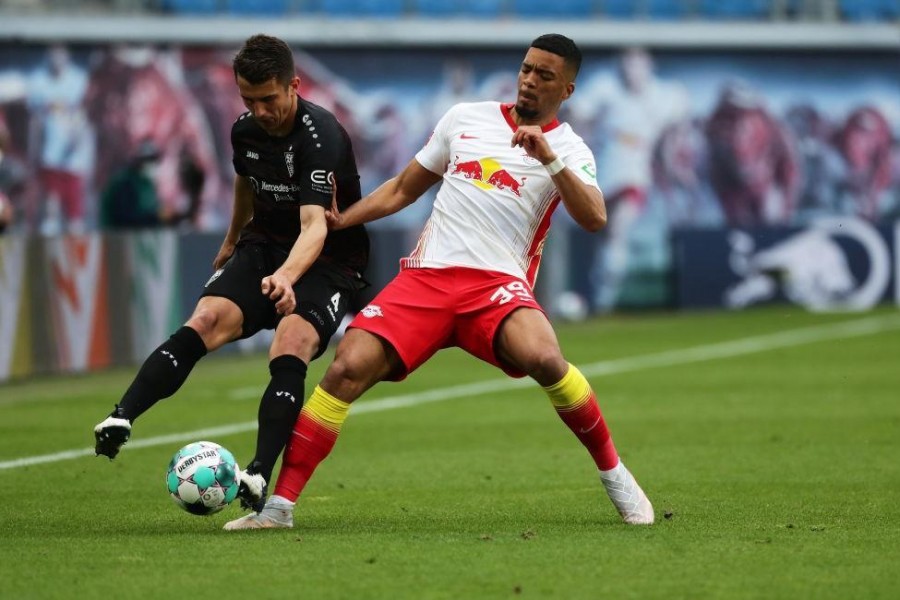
left=237, top=75, right=299, bottom=137
left=514, top=48, right=575, bottom=124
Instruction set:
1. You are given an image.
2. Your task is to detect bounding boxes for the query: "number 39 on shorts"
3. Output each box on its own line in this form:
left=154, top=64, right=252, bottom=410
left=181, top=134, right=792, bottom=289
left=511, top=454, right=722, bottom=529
left=490, top=281, right=534, bottom=305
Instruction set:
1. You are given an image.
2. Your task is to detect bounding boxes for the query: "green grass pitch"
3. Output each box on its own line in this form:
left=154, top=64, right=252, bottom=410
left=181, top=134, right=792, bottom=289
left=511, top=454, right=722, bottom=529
left=1, top=306, right=899, bottom=599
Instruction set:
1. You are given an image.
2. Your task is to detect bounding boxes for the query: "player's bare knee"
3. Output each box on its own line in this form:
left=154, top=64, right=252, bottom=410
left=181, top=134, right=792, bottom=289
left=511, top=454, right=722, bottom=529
left=523, top=349, right=568, bottom=384
left=323, top=341, right=383, bottom=396
left=186, top=308, right=221, bottom=338
left=324, top=351, right=361, bottom=386
left=187, top=304, right=241, bottom=348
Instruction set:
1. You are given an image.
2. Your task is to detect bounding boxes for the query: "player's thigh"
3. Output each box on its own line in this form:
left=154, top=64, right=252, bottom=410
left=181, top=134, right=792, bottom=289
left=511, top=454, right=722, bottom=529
left=348, top=268, right=455, bottom=380
left=291, top=261, right=361, bottom=361
left=453, top=269, right=545, bottom=378
left=185, top=295, right=244, bottom=350
left=494, top=307, right=568, bottom=386
left=201, top=243, right=276, bottom=339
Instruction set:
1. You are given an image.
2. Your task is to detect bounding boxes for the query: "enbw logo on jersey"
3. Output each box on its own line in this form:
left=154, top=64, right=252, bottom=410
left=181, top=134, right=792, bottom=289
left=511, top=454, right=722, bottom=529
left=451, top=155, right=527, bottom=197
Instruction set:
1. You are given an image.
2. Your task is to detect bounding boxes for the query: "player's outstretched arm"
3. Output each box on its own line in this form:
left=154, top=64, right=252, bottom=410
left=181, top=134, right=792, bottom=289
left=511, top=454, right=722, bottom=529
left=551, top=166, right=607, bottom=232
left=214, top=175, right=255, bottom=269
left=331, top=159, right=442, bottom=230
left=263, top=204, right=327, bottom=316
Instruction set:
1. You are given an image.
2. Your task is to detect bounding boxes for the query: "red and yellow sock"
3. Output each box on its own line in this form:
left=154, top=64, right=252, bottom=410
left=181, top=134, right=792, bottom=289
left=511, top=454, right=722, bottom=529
left=272, top=385, right=350, bottom=502
left=544, top=364, right=619, bottom=471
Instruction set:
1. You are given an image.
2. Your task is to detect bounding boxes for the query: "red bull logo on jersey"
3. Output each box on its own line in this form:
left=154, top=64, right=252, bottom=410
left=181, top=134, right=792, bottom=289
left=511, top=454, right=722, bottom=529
left=451, top=156, right=527, bottom=197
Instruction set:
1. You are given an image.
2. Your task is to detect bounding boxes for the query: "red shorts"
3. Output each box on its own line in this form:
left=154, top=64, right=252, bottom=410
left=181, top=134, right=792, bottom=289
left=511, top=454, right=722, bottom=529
left=349, top=267, right=545, bottom=380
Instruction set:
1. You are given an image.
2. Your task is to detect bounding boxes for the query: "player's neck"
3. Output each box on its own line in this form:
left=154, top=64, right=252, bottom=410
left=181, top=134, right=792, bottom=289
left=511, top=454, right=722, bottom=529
left=509, top=105, right=557, bottom=128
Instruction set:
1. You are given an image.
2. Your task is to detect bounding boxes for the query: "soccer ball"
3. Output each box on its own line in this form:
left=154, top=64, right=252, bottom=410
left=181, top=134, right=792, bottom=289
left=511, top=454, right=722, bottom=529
left=165, top=441, right=240, bottom=515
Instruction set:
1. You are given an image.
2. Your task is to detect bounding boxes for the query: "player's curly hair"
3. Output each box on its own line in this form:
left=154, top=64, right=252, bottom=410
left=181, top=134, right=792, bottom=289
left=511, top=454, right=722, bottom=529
left=233, top=34, right=295, bottom=87
left=530, top=34, right=582, bottom=79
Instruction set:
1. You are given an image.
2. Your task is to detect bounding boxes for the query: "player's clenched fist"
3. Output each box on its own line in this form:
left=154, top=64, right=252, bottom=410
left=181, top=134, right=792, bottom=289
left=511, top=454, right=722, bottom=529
left=262, top=272, right=296, bottom=315
left=511, top=125, right=554, bottom=164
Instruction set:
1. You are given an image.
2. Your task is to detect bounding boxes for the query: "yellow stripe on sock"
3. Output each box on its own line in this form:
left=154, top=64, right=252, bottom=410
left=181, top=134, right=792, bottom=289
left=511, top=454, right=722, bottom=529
left=302, top=385, right=351, bottom=432
left=543, top=363, right=592, bottom=410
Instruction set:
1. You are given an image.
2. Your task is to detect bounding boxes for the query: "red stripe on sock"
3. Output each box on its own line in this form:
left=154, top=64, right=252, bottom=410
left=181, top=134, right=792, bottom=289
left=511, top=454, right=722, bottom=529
left=555, top=392, right=619, bottom=471
left=272, top=412, right=339, bottom=502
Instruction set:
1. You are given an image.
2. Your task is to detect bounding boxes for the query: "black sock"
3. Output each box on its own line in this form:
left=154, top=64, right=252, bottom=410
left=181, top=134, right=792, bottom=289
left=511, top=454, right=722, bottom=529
left=250, top=355, right=307, bottom=483
left=114, top=326, right=208, bottom=422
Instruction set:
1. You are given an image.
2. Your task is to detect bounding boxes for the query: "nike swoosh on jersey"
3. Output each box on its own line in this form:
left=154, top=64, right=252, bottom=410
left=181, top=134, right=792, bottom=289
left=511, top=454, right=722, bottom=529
left=460, top=133, right=479, bottom=139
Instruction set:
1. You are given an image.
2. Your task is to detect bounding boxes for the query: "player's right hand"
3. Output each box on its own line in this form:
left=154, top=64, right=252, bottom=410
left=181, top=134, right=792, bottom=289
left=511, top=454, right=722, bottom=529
left=213, top=242, right=236, bottom=270
left=261, top=272, right=296, bottom=316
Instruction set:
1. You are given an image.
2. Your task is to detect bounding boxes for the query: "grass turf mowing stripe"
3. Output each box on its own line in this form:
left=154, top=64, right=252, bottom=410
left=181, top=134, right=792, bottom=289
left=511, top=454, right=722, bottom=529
left=2, top=312, right=898, bottom=471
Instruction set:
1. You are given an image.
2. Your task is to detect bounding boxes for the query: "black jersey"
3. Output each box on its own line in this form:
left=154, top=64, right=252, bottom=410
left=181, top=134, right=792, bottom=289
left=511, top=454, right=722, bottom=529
left=231, top=98, right=369, bottom=275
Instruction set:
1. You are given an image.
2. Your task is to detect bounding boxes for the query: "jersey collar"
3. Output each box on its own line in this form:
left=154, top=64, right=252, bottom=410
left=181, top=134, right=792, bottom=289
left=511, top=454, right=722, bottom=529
left=500, top=103, right=560, bottom=133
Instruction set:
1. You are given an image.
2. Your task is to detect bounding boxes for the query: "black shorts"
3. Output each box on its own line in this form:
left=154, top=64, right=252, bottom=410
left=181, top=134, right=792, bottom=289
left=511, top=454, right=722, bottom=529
left=201, top=243, right=365, bottom=359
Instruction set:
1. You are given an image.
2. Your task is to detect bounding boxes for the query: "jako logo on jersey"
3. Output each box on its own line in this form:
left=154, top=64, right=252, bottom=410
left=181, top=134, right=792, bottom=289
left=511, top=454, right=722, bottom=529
left=361, top=304, right=383, bottom=318
left=285, top=151, right=295, bottom=177
left=451, top=156, right=527, bottom=197
left=246, top=150, right=259, bottom=160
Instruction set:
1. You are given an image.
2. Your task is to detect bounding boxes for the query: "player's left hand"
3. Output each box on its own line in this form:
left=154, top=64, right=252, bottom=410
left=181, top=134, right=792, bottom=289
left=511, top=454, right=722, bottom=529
left=261, top=272, right=296, bottom=316
left=511, top=125, right=554, bottom=164
left=325, top=199, right=343, bottom=230
left=325, top=177, right=342, bottom=230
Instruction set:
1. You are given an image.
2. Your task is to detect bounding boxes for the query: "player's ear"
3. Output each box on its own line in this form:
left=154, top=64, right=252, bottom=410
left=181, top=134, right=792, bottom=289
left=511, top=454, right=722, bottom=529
left=289, top=75, right=301, bottom=95
left=563, top=81, right=575, bottom=100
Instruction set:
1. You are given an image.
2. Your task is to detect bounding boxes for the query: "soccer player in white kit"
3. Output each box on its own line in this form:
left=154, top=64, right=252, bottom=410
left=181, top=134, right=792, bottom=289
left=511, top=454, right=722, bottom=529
left=225, top=34, right=654, bottom=531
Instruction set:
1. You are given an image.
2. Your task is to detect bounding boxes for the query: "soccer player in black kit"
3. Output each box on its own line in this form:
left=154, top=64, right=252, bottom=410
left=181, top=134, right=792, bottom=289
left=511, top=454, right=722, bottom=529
left=93, top=34, right=369, bottom=513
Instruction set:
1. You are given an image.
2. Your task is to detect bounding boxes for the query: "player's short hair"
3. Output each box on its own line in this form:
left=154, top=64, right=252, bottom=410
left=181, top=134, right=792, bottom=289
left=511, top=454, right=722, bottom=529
left=530, top=34, right=582, bottom=80
left=233, top=34, right=295, bottom=87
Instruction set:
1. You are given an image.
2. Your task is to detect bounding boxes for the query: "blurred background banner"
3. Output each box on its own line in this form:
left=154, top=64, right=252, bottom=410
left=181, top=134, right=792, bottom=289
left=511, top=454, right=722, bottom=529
left=0, top=234, right=29, bottom=380
left=2, top=43, right=897, bottom=234
left=673, top=218, right=897, bottom=311
left=124, top=230, right=183, bottom=361
left=43, top=234, right=110, bottom=372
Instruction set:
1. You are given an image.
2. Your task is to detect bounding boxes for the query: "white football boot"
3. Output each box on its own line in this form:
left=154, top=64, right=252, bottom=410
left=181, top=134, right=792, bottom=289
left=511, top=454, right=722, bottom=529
left=93, top=414, right=132, bottom=459
left=223, top=496, right=294, bottom=531
left=599, top=461, right=655, bottom=525
left=235, top=469, right=267, bottom=511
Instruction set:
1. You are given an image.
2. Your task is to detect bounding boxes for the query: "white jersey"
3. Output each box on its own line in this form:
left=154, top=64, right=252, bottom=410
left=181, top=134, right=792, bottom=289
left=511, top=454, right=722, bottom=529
left=408, top=101, right=599, bottom=286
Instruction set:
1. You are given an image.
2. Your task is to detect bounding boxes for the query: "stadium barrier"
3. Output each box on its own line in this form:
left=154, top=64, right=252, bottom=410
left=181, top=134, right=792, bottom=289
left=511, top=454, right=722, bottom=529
left=2, top=220, right=897, bottom=383
left=0, top=228, right=413, bottom=383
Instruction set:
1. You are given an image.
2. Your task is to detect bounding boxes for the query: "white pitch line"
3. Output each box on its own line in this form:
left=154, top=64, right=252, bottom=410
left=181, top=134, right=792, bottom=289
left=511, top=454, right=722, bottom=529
left=2, top=313, right=898, bottom=472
